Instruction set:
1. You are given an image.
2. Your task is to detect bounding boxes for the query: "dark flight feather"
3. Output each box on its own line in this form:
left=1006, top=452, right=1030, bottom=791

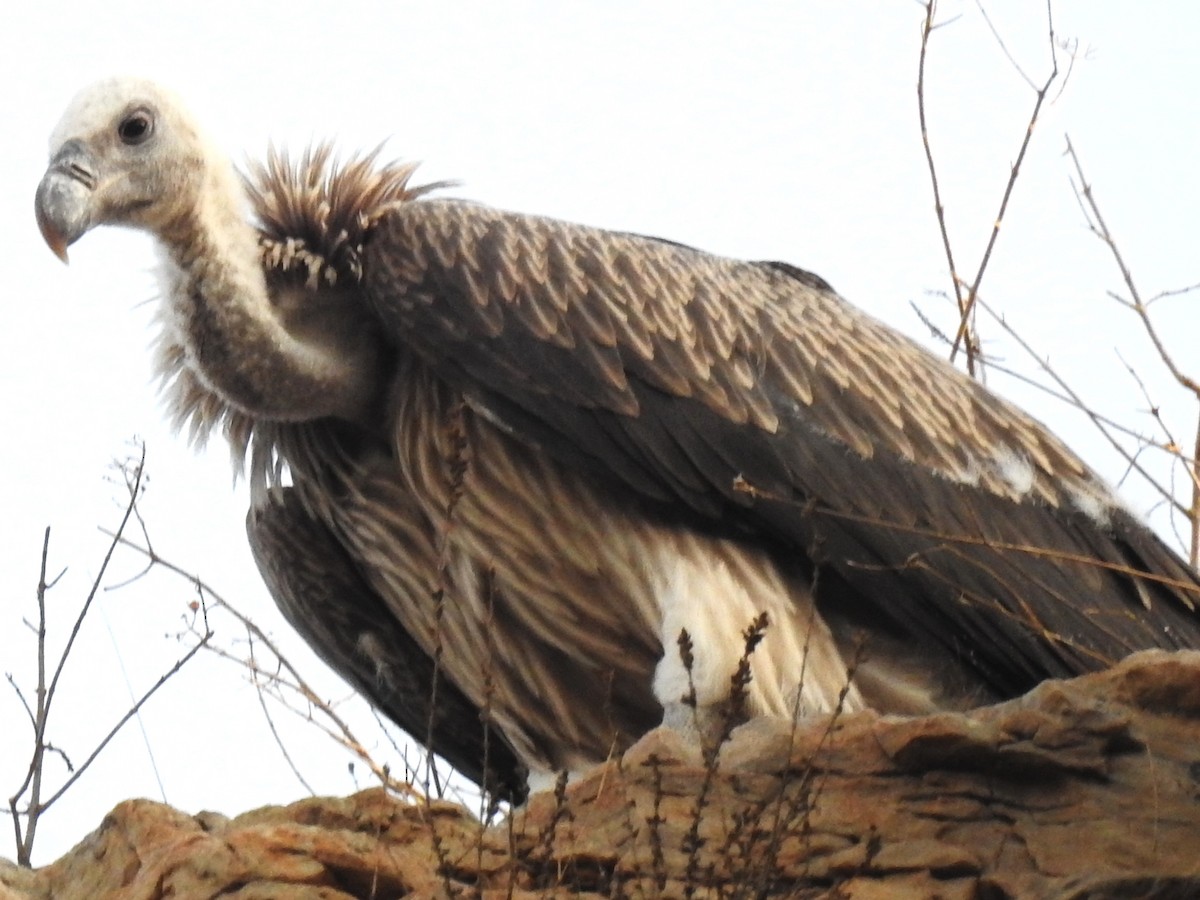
left=247, top=486, right=529, bottom=802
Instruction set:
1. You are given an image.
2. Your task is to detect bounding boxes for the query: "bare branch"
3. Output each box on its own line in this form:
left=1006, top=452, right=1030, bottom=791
left=45, top=450, right=146, bottom=724
left=8, top=527, right=55, bottom=864
left=33, top=631, right=212, bottom=815
left=1065, top=137, right=1200, bottom=397
left=975, top=0, right=1037, bottom=89
left=949, top=0, right=1060, bottom=368
left=1147, top=281, right=1200, bottom=307
left=5, top=674, right=36, bottom=733
left=917, top=1, right=971, bottom=373
left=1192, top=419, right=1200, bottom=568
left=1064, top=135, right=1200, bottom=560
left=103, top=529, right=422, bottom=802
left=1115, top=349, right=1185, bottom=461
left=975, top=294, right=1186, bottom=519
left=8, top=448, right=209, bottom=866
left=39, top=744, right=74, bottom=775
left=245, top=629, right=315, bottom=795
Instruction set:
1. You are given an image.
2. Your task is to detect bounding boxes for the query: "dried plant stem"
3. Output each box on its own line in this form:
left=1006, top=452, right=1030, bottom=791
left=103, top=529, right=420, bottom=802
left=973, top=294, right=1185, bottom=519
left=1065, top=136, right=1200, bottom=563
left=917, top=1, right=970, bottom=371
left=918, top=0, right=1064, bottom=377
left=7, top=450, right=213, bottom=867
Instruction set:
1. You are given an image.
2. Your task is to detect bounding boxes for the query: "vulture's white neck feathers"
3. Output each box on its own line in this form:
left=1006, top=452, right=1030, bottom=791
left=44, top=78, right=433, bottom=492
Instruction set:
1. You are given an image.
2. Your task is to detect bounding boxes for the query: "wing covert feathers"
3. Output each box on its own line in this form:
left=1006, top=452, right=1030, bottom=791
left=367, top=200, right=1095, bottom=508
left=361, top=198, right=1200, bottom=696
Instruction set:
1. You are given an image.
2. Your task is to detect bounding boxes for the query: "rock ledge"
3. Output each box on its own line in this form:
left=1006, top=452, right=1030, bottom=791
left=4, top=650, right=1200, bottom=898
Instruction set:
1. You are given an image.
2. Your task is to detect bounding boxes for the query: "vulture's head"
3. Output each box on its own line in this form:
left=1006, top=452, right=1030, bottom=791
left=36, top=77, right=215, bottom=261
left=35, top=77, right=435, bottom=445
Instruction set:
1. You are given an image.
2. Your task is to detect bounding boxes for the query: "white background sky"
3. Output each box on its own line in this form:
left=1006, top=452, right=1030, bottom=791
left=1, top=1, right=1197, bottom=866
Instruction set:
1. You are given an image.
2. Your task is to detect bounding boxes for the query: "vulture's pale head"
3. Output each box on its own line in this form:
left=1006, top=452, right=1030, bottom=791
left=35, top=77, right=432, bottom=439
left=36, top=77, right=215, bottom=261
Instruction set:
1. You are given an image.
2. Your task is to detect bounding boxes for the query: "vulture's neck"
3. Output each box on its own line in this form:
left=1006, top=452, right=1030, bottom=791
left=155, top=160, right=381, bottom=430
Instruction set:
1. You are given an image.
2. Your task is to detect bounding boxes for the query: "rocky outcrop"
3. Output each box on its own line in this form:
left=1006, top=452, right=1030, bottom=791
left=5, top=650, right=1200, bottom=898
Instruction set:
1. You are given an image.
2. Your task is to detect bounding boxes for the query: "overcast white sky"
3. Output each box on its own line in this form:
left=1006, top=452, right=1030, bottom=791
left=1, top=1, right=1197, bottom=865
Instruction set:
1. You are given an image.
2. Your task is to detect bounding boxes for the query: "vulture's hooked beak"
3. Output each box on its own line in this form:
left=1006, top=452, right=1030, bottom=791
left=35, top=140, right=100, bottom=263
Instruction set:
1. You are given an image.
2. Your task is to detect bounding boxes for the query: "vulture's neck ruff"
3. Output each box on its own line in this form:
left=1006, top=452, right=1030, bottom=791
left=154, top=144, right=436, bottom=488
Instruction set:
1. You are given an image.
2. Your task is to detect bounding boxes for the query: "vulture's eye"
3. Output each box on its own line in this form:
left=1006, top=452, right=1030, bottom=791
left=118, top=109, right=154, bottom=145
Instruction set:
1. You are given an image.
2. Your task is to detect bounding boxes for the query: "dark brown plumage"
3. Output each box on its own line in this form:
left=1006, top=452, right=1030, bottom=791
left=36, top=79, right=1200, bottom=799
left=248, top=487, right=528, bottom=801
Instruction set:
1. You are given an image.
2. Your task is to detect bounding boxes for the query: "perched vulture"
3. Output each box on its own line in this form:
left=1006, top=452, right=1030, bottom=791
left=36, top=78, right=1200, bottom=800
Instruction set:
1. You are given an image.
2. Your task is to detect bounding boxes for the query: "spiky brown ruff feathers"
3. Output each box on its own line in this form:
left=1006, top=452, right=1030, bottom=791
left=245, top=145, right=445, bottom=288
left=155, top=145, right=438, bottom=484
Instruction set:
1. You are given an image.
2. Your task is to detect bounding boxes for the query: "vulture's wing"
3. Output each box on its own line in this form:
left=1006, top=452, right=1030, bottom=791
left=363, top=199, right=1200, bottom=698
left=247, top=486, right=528, bottom=802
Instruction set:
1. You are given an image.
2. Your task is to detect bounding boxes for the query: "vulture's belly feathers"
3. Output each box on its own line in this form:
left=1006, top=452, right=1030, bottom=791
left=330, top=355, right=879, bottom=774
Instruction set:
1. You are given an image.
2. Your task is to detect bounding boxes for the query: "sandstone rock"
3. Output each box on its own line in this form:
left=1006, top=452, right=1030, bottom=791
left=3, top=650, right=1200, bottom=898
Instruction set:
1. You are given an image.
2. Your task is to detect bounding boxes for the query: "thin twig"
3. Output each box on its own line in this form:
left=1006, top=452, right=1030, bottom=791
left=918, top=2, right=1069, bottom=378
left=949, top=0, right=1061, bottom=368
left=4, top=675, right=36, bottom=732
left=917, top=1, right=971, bottom=372
left=245, top=627, right=316, bottom=795
left=975, top=0, right=1037, bottom=89
left=8, top=450, right=210, bottom=866
left=45, top=450, right=146, bottom=725
left=1115, top=348, right=1183, bottom=458
left=33, top=631, right=212, bottom=814
left=974, top=294, right=1187, bottom=520
left=1191, top=419, right=1200, bottom=567
left=1065, top=135, right=1200, bottom=561
left=1146, top=281, right=1200, bottom=308
left=7, top=528, right=53, bottom=865
left=11, top=451, right=144, bottom=864
left=1066, top=138, right=1200, bottom=396
left=103, top=528, right=421, bottom=801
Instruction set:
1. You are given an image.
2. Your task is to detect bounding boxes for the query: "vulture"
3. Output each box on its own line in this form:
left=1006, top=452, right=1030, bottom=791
left=36, top=78, right=1200, bottom=800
